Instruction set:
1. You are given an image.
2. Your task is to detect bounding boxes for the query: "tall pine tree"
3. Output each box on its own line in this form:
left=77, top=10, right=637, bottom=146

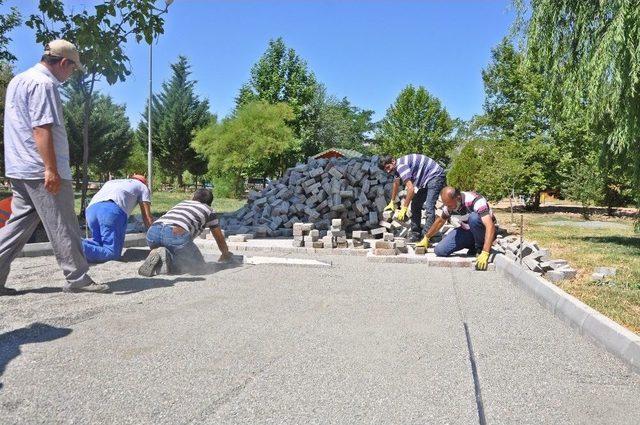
left=138, top=55, right=210, bottom=187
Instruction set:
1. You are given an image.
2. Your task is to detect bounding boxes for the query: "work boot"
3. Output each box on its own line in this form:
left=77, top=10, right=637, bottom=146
left=63, top=278, right=108, bottom=293
left=138, top=248, right=162, bottom=277
left=156, top=247, right=172, bottom=274
left=0, top=286, right=17, bottom=296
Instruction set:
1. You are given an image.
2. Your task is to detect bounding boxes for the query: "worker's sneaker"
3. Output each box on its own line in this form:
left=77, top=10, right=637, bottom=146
left=62, top=279, right=108, bottom=293
left=0, top=286, right=17, bottom=296
left=156, top=247, right=172, bottom=274
left=138, top=249, right=162, bottom=277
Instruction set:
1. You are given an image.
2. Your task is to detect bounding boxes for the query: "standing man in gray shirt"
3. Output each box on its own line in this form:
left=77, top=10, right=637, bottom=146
left=83, top=175, right=154, bottom=262
left=0, top=40, right=107, bottom=294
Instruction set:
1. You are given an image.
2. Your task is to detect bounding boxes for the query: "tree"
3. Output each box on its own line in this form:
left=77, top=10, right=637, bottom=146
left=516, top=1, right=640, bottom=191
left=0, top=1, right=20, bottom=176
left=137, top=55, right=210, bottom=187
left=0, top=62, right=13, bottom=177
left=236, top=37, right=319, bottom=157
left=27, top=0, right=170, bottom=211
left=302, top=85, right=375, bottom=155
left=479, top=39, right=547, bottom=141
left=63, top=80, right=133, bottom=183
left=193, top=101, right=298, bottom=197
left=473, top=38, right=561, bottom=207
left=0, top=0, right=20, bottom=62
left=376, top=85, right=454, bottom=163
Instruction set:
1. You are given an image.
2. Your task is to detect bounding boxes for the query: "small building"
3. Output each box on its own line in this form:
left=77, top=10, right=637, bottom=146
left=313, top=148, right=363, bottom=160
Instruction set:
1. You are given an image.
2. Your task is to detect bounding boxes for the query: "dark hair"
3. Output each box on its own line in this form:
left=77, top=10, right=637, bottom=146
left=192, top=188, right=214, bottom=206
left=378, top=155, right=395, bottom=170
left=41, top=54, right=63, bottom=65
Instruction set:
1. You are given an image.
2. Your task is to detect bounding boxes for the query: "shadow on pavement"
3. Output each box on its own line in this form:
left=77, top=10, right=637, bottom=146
left=0, top=323, right=72, bottom=390
left=187, top=259, right=244, bottom=276
left=107, top=276, right=205, bottom=295
left=120, top=248, right=150, bottom=263
left=5, top=287, right=63, bottom=296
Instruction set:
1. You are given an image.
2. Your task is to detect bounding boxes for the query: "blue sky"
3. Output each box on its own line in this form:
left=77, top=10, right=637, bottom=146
left=6, top=0, right=515, bottom=126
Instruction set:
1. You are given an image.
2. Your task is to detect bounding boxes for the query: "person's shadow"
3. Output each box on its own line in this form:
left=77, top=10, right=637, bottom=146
left=106, top=276, right=206, bottom=295
left=0, top=323, right=72, bottom=390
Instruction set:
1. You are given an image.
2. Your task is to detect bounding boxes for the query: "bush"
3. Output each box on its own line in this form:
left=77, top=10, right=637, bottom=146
left=212, top=175, right=244, bottom=199
left=563, top=155, right=604, bottom=219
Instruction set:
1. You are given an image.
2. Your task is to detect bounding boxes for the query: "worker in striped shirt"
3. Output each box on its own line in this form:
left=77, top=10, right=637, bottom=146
left=422, top=186, right=497, bottom=271
left=379, top=154, right=446, bottom=244
left=138, top=188, right=232, bottom=276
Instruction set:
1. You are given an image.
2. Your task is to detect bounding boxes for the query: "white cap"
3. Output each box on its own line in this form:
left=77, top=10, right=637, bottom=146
left=44, top=39, right=86, bottom=73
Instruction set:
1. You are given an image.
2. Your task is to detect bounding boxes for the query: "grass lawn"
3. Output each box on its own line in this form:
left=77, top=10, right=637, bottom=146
left=143, top=191, right=246, bottom=216
left=494, top=210, right=640, bottom=333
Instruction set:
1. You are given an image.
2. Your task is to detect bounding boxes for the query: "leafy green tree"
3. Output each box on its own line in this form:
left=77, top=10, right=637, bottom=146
left=376, top=85, right=454, bottom=162
left=63, top=80, right=133, bottom=183
left=0, top=1, right=20, bottom=177
left=302, top=85, right=375, bottom=155
left=193, top=101, right=298, bottom=197
left=0, top=0, right=20, bottom=63
left=236, top=37, right=319, bottom=157
left=472, top=39, right=561, bottom=207
left=563, top=153, right=604, bottom=219
left=137, top=55, right=210, bottom=187
left=27, top=0, right=170, bottom=210
left=0, top=61, right=13, bottom=176
left=124, top=142, right=148, bottom=177
left=479, top=39, right=547, bottom=141
left=516, top=1, right=640, bottom=192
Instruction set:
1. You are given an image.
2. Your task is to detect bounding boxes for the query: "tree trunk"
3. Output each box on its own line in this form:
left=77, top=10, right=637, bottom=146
left=177, top=173, right=183, bottom=188
left=80, top=94, right=92, bottom=216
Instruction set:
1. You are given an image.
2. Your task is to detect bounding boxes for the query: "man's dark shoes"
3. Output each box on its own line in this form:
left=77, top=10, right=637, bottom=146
left=0, top=286, right=17, bottom=296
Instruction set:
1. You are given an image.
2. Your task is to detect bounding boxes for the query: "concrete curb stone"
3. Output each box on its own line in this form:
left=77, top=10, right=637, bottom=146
left=19, top=233, right=148, bottom=258
left=495, top=254, right=640, bottom=373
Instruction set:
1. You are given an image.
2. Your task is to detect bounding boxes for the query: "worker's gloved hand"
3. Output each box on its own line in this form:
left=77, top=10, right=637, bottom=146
left=415, top=236, right=430, bottom=249
left=396, top=206, right=408, bottom=221
left=384, top=200, right=397, bottom=212
left=475, top=250, right=490, bottom=271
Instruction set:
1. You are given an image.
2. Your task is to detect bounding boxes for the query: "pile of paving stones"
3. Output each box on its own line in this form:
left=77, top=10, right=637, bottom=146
left=220, top=156, right=414, bottom=238
left=494, top=235, right=577, bottom=281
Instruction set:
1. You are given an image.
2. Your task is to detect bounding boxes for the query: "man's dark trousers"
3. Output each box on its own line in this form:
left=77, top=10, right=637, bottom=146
left=410, top=174, right=446, bottom=237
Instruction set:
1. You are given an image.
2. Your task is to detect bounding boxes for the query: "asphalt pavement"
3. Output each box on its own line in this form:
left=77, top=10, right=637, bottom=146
left=1, top=248, right=639, bottom=424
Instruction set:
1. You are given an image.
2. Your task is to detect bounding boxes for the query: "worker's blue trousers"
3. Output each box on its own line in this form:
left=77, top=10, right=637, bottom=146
left=82, top=201, right=128, bottom=263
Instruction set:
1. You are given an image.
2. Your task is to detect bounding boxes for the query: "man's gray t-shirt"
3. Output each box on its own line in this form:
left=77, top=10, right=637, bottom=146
left=3, top=63, right=72, bottom=180
left=88, top=179, right=151, bottom=216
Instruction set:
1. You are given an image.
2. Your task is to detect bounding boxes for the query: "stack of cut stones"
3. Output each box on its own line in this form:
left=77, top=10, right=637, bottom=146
left=351, top=230, right=370, bottom=248
left=220, top=156, right=414, bottom=238
left=330, top=219, right=348, bottom=248
left=494, top=235, right=577, bottom=281
left=292, top=222, right=315, bottom=247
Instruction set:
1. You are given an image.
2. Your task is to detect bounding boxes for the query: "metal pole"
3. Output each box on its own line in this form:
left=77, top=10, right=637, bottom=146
left=147, top=40, right=153, bottom=195
left=519, top=214, right=524, bottom=265
left=510, top=188, right=514, bottom=224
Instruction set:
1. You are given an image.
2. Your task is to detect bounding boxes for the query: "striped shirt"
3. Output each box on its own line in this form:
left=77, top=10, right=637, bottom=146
left=155, top=200, right=219, bottom=238
left=440, top=191, right=494, bottom=230
left=395, top=154, right=443, bottom=189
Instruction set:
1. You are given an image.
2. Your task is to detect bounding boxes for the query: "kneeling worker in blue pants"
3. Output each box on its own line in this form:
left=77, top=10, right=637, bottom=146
left=83, top=175, right=154, bottom=263
left=421, top=186, right=496, bottom=271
